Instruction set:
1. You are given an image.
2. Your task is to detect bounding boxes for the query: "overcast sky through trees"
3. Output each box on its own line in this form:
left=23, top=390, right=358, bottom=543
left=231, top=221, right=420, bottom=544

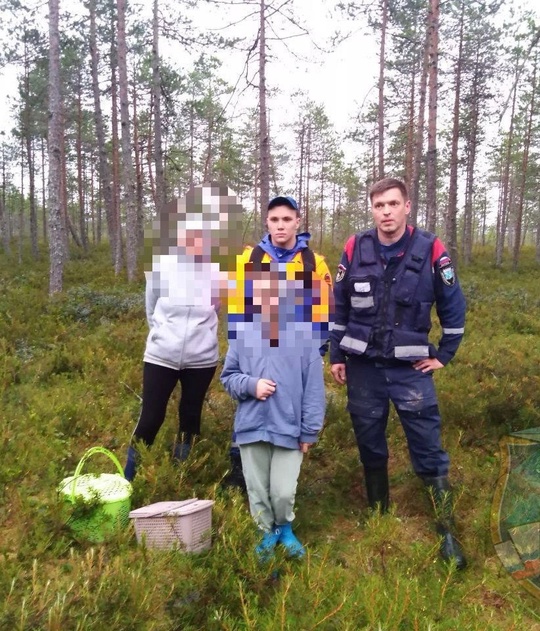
left=0, top=0, right=538, bottom=161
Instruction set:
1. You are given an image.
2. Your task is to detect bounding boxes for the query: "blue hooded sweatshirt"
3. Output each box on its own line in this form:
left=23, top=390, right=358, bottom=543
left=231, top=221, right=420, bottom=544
left=256, top=232, right=311, bottom=262
left=220, top=342, right=325, bottom=449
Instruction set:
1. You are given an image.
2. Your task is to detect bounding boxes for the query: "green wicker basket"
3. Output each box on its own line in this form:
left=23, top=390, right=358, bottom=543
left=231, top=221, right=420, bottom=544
left=58, top=447, right=132, bottom=543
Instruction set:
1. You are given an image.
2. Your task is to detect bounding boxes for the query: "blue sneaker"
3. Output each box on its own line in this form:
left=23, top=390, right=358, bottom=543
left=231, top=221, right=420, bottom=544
left=255, top=529, right=280, bottom=561
left=275, top=523, right=305, bottom=558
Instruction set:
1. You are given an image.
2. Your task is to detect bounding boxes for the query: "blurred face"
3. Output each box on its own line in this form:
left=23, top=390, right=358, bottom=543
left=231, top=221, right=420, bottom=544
left=177, top=230, right=208, bottom=256
left=371, top=187, right=411, bottom=244
left=252, top=274, right=281, bottom=312
left=266, top=206, right=300, bottom=250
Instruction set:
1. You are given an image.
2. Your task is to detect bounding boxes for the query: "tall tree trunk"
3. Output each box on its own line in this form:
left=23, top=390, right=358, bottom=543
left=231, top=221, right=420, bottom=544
left=252, top=117, right=259, bottom=241
left=462, top=55, right=481, bottom=265
left=425, top=0, right=439, bottom=232
left=405, top=63, right=416, bottom=186
left=0, top=172, right=5, bottom=255
left=88, top=156, right=95, bottom=244
left=0, top=196, right=6, bottom=255
left=331, top=177, right=337, bottom=245
left=318, top=146, right=325, bottom=251
left=91, top=158, right=99, bottom=243
left=297, top=120, right=305, bottom=210
left=76, top=69, right=88, bottom=251
left=258, top=0, right=270, bottom=231
left=152, top=0, right=165, bottom=218
left=26, top=136, right=38, bottom=259
left=132, top=80, right=144, bottom=245
left=89, top=0, right=116, bottom=264
left=59, top=103, right=72, bottom=250
left=146, top=94, right=156, bottom=204
left=188, top=98, right=194, bottom=187
left=305, top=122, right=312, bottom=232
left=495, top=71, right=518, bottom=267
left=203, top=81, right=215, bottom=182
left=117, top=0, right=137, bottom=281
left=41, top=136, right=47, bottom=242
left=23, top=39, right=38, bottom=260
left=48, top=0, right=66, bottom=294
left=370, top=132, right=376, bottom=188
left=19, top=137, right=24, bottom=263
left=66, top=213, right=83, bottom=247
left=513, top=57, right=537, bottom=270
left=536, top=202, right=540, bottom=263
left=377, top=0, right=387, bottom=179
left=269, top=114, right=279, bottom=194
left=110, top=15, right=122, bottom=274
left=506, top=180, right=516, bottom=251
left=462, top=143, right=476, bottom=264
left=410, top=24, right=429, bottom=226
left=0, top=143, right=9, bottom=254
left=445, top=0, right=464, bottom=265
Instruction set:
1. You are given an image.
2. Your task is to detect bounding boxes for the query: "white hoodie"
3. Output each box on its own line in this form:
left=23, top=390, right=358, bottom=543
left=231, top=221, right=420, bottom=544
left=143, top=253, right=221, bottom=370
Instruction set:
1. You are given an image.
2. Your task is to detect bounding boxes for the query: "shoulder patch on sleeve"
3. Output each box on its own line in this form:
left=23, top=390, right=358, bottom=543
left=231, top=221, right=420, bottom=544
left=335, top=264, right=346, bottom=283
left=439, top=255, right=456, bottom=286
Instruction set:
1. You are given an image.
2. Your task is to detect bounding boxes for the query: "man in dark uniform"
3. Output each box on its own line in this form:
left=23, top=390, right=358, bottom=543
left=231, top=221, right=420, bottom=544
left=330, top=177, right=467, bottom=569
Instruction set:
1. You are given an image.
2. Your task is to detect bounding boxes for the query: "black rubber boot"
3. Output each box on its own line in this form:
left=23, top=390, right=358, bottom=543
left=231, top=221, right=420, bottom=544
left=364, top=465, right=390, bottom=513
left=222, top=447, right=247, bottom=494
left=422, top=475, right=467, bottom=570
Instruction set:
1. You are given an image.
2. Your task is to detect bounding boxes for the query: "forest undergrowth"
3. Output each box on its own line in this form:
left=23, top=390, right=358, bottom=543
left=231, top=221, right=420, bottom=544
left=0, top=243, right=539, bottom=630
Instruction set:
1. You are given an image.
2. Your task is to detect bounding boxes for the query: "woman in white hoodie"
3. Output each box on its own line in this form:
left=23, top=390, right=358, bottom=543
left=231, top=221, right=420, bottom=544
left=124, top=183, right=240, bottom=480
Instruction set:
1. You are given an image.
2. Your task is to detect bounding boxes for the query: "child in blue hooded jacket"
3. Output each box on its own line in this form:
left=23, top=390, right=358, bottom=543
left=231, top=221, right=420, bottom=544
left=221, top=263, right=326, bottom=559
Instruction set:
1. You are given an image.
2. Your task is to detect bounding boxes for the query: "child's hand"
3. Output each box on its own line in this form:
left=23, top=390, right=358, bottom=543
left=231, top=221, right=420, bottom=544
left=255, top=378, right=276, bottom=400
left=299, top=442, right=313, bottom=453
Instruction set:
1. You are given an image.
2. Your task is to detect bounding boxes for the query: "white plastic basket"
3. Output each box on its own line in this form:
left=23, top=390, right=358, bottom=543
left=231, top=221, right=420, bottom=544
left=129, top=499, right=214, bottom=552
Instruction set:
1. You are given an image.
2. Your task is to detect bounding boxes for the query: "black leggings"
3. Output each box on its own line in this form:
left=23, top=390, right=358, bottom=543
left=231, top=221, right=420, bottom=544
left=132, top=362, right=216, bottom=446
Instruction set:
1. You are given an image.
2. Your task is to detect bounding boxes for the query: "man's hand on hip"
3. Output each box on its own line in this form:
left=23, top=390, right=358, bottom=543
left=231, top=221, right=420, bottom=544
left=330, top=363, right=347, bottom=385
left=412, top=358, right=444, bottom=373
